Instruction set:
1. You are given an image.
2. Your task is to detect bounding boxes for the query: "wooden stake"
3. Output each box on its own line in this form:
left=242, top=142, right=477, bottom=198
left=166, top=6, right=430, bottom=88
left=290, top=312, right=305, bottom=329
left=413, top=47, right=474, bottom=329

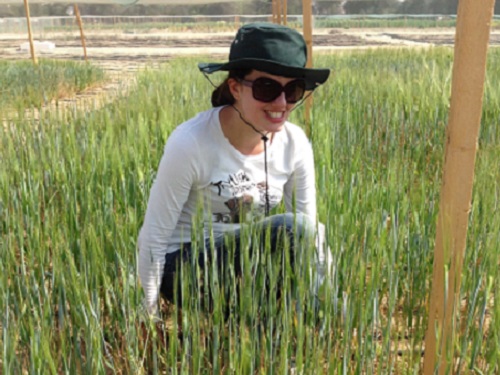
left=74, top=4, right=88, bottom=62
left=272, top=0, right=277, bottom=24
left=276, top=0, right=282, bottom=24
left=23, top=0, right=37, bottom=65
left=282, top=0, right=287, bottom=25
left=302, top=0, right=313, bottom=136
left=423, top=1, right=495, bottom=374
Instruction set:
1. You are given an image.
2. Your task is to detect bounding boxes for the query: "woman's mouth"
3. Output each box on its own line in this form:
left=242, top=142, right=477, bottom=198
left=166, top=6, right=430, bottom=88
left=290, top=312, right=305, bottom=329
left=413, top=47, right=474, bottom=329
left=266, top=111, right=285, bottom=120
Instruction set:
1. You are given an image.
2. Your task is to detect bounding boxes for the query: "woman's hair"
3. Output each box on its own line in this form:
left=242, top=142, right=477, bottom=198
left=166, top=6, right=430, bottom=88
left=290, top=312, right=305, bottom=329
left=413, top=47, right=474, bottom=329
left=211, top=69, right=252, bottom=107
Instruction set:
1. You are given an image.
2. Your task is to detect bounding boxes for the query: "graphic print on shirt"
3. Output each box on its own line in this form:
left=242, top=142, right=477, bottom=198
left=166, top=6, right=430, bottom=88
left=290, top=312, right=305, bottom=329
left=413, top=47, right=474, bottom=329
left=210, top=170, right=278, bottom=223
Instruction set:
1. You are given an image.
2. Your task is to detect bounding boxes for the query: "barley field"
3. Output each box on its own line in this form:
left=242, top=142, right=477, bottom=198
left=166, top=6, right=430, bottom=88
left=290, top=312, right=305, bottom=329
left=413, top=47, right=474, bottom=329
left=1, top=47, right=499, bottom=374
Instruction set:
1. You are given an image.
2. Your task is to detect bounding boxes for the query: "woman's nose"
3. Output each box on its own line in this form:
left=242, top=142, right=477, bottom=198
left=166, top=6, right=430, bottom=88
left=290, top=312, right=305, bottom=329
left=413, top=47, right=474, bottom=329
left=272, top=91, right=288, bottom=106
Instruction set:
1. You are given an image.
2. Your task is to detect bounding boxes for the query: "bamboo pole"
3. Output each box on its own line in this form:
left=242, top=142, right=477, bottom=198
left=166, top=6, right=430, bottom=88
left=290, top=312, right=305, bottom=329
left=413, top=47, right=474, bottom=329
left=272, top=0, right=277, bottom=24
left=23, top=0, right=37, bottom=65
left=73, top=4, right=88, bottom=62
left=276, top=0, right=282, bottom=24
left=302, top=0, right=313, bottom=136
left=273, top=0, right=286, bottom=25
left=423, top=0, right=496, bottom=374
left=282, top=0, right=287, bottom=25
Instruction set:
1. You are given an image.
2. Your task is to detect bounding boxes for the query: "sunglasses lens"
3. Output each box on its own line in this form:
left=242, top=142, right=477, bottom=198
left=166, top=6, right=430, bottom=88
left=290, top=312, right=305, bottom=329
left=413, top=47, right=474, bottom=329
left=252, top=78, right=281, bottom=102
left=284, top=80, right=305, bottom=103
left=251, top=78, right=305, bottom=103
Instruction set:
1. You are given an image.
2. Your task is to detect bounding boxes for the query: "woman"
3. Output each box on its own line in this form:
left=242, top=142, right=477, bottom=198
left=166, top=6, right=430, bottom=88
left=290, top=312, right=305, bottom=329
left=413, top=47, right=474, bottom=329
left=138, top=23, right=331, bottom=317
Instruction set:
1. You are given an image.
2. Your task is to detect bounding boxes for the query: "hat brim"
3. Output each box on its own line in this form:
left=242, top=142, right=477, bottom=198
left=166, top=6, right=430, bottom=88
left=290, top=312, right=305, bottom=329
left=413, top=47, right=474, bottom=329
left=199, top=58, right=330, bottom=91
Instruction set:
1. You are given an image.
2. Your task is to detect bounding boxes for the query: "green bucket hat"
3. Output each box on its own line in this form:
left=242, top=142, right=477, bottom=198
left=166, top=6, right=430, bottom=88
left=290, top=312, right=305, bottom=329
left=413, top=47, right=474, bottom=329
left=198, top=22, right=330, bottom=91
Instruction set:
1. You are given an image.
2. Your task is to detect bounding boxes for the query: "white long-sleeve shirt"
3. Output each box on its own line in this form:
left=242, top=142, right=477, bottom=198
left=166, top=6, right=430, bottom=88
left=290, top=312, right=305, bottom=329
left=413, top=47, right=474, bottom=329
left=137, top=106, right=317, bottom=313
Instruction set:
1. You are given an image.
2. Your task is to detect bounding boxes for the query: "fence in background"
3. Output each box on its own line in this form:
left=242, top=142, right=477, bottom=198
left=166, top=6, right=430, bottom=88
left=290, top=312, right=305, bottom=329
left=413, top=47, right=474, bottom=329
left=3, top=14, right=498, bottom=35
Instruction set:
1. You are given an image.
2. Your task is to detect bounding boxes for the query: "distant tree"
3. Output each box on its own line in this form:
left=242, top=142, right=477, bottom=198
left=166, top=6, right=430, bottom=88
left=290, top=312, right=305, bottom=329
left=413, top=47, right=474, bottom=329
left=1, top=0, right=497, bottom=18
left=399, top=0, right=457, bottom=14
left=0, top=5, right=23, bottom=17
left=314, top=0, right=344, bottom=15
left=343, top=0, right=400, bottom=14
left=434, top=0, right=458, bottom=14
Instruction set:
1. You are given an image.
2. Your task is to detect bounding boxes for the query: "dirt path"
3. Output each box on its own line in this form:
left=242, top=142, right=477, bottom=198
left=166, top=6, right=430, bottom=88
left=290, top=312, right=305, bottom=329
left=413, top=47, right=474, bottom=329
left=2, top=27, right=499, bottom=112
left=2, top=27, right=481, bottom=63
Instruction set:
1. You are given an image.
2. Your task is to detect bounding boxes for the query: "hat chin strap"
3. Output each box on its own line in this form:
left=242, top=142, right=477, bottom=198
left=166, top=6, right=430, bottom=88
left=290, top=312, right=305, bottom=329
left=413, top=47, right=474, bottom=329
left=230, top=105, right=269, bottom=140
left=231, top=105, right=271, bottom=217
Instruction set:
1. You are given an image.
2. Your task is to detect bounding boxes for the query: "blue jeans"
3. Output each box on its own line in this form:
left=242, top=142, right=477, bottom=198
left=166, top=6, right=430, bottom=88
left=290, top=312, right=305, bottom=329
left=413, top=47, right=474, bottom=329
left=160, top=212, right=314, bottom=305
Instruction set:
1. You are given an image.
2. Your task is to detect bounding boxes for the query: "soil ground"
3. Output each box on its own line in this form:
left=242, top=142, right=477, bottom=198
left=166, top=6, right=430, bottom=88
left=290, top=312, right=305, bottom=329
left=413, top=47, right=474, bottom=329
left=2, top=26, right=500, bottom=68
left=1, top=26, right=499, bottom=112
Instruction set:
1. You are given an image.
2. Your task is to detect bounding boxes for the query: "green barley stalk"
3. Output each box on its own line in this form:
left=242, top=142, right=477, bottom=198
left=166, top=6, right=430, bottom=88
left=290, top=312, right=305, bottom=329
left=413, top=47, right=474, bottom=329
left=1, top=48, right=499, bottom=374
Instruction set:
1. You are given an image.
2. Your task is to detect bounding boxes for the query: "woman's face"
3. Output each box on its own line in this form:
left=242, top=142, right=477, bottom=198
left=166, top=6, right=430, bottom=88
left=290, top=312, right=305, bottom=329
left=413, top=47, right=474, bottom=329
left=229, top=70, right=300, bottom=134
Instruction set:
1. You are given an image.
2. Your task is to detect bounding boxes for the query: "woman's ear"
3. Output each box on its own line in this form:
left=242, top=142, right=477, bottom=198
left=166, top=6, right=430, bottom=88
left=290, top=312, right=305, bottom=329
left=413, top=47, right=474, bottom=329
left=228, top=78, right=241, bottom=101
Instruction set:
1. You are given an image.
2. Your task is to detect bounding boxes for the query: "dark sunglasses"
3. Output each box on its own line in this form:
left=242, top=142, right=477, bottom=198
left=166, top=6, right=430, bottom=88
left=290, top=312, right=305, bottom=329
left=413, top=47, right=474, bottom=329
left=238, top=77, right=306, bottom=104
